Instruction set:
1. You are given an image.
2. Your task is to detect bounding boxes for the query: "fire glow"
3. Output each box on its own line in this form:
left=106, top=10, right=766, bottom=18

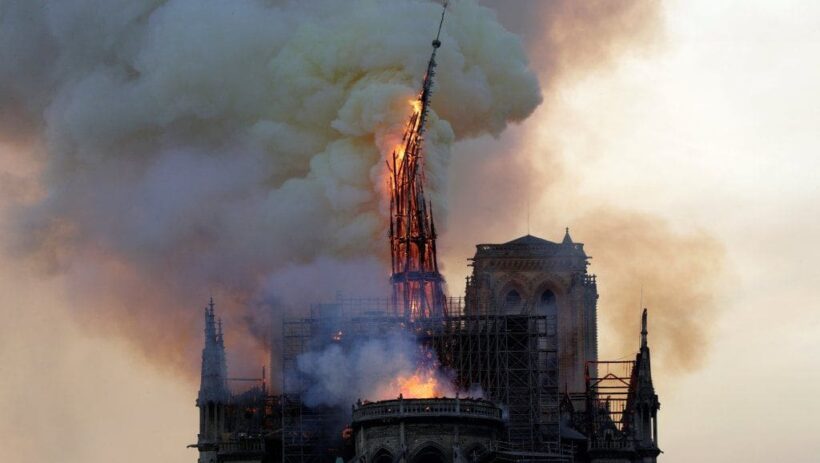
left=380, top=344, right=456, bottom=400
left=378, top=366, right=455, bottom=399
left=387, top=92, right=447, bottom=321
left=389, top=99, right=423, bottom=167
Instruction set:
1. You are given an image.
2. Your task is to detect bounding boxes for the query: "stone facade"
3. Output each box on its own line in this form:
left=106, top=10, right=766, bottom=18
left=351, top=398, right=503, bottom=463
left=465, top=232, right=598, bottom=394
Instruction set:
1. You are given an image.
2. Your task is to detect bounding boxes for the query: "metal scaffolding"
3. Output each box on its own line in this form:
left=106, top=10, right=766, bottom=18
left=584, top=360, right=636, bottom=450
left=433, top=314, right=560, bottom=451
left=280, top=296, right=566, bottom=463
left=282, top=300, right=412, bottom=463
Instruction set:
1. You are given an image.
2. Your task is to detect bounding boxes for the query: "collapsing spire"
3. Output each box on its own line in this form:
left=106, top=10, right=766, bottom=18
left=198, top=298, right=229, bottom=403
left=388, top=2, right=449, bottom=320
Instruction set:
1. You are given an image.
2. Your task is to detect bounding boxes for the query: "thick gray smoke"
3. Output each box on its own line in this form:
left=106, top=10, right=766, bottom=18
left=294, top=330, right=459, bottom=408
left=0, top=0, right=541, bottom=377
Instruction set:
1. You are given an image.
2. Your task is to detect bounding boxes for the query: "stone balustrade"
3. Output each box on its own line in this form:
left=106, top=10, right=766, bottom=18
left=352, top=397, right=502, bottom=424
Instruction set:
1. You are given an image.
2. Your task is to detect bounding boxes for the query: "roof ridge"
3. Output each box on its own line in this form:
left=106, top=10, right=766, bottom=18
left=502, top=234, right=557, bottom=246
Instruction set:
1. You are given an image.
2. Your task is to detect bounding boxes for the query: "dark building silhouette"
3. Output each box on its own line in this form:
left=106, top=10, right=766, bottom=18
left=191, top=232, right=661, bottom=463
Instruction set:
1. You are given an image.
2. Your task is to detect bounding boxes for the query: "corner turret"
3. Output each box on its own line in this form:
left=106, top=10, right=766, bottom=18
left=195, top=298, right=230, bottom=463
left=630, top=309, right=661, bottom=460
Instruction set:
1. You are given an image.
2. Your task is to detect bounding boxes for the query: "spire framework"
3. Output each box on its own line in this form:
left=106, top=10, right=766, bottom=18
left=388, top=3, right=449, bottom=320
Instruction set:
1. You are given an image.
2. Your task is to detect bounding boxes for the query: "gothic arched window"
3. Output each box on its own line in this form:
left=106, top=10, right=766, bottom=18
left=373, top=448, right=394, bottom=463
left=504, top=289, right=522, bottom=314
left=412, top=446, right=446, bottom=463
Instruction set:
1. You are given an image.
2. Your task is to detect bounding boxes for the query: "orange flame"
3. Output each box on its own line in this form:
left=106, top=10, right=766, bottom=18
left=391, top=99, right=423, bottom=165
left=375, top=364, right=455, bottom=400
left=395, top=372, right=442, bottom=398
left=409, top=98, right=422, bottom=114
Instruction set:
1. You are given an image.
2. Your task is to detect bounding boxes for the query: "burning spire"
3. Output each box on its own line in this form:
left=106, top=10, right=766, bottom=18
left=388, top=2, right=449, bottom=320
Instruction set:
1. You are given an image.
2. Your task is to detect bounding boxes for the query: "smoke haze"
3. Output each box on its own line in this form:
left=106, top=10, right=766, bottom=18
left=5, top=2, right=819, bottom=462
left=295, top=330, right=458, bottom=408
left=0, top=0, right=540, bottom=379
left=443, top=0, right=724, bottom=372
left=0, top=0, right=722, bottom=385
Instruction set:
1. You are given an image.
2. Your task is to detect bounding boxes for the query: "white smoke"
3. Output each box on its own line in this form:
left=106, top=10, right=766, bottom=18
left=294, top=329, right=484, bottom=409
left=0, top=0, right=542, bottom=375
left=294, top=330, right=465, bottom=408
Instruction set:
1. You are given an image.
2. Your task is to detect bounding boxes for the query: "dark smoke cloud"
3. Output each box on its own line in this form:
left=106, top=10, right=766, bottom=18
left=0, top=0, right=541, bottom=381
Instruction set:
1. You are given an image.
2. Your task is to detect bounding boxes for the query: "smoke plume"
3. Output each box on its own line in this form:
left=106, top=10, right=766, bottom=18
left=441, top=0, right=726, bottom=374
left=0, top=0, right=723, bottom=383
left=481, top=0, right=662, bottom=89
left=0, top=0, right=541, bottom=380
left=574, top=208, right=725, bottom=372
left=294, top=330, right=458, bottom=408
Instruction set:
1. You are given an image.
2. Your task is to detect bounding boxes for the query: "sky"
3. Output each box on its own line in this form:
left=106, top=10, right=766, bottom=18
left=484, top=0, right=820, bottom=459
left=1, top=0, right=819, bottom=462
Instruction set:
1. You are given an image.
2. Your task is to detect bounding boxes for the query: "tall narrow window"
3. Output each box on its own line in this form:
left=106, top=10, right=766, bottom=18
left=539, top=290, right=558, bottom=335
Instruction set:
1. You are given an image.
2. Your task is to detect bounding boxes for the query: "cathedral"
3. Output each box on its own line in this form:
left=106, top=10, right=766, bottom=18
left=191, top=231, right=661, bottom=463
left=191, top=5, right=660, bottom=462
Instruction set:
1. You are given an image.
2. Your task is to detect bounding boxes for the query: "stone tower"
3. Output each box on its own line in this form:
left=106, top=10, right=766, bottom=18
left=195, top=298, right=230, bottom=463
left=464, top=230, right=598, bottom=393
